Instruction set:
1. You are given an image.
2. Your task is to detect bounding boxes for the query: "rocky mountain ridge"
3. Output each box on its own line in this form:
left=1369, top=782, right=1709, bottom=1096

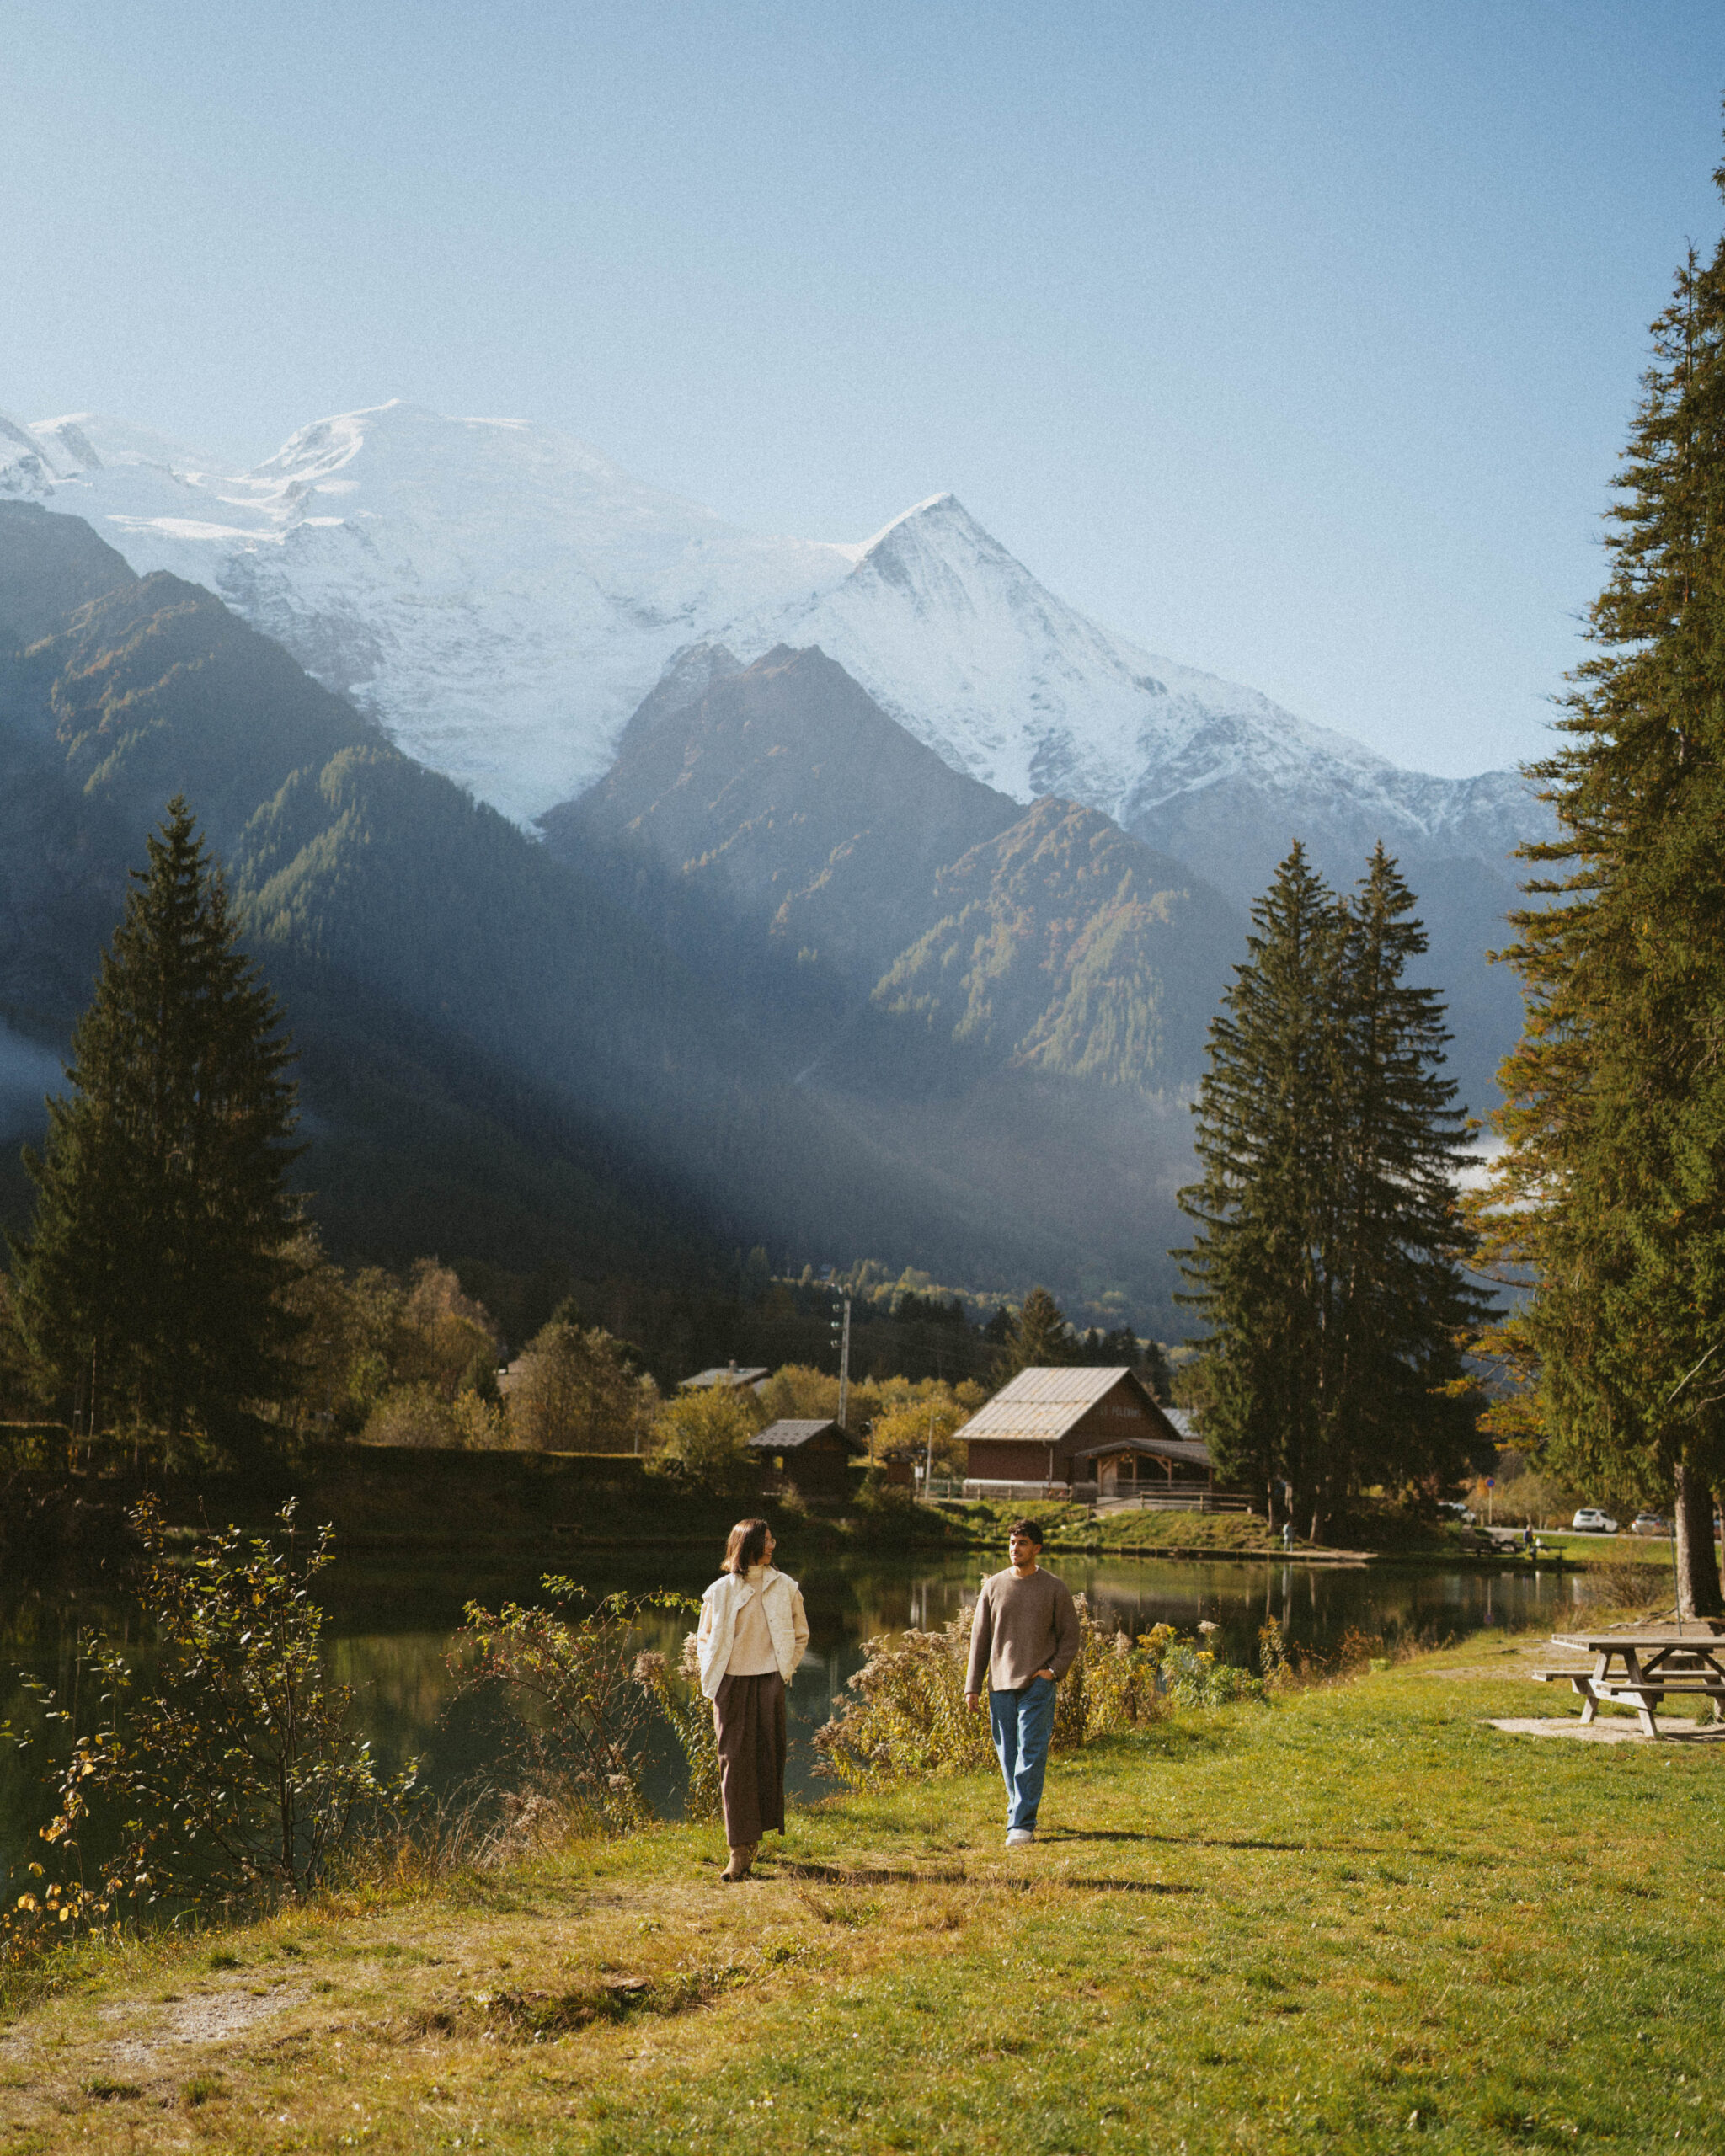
left=553, top=643, right=1242, bottom=1098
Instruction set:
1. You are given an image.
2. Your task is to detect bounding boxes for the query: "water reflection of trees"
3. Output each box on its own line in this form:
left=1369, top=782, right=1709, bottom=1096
left=4, top=1555, right=1578, bottom=1876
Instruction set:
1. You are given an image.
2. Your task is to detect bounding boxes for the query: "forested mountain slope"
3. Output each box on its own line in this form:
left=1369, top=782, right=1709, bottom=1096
left=226, top=744, right=1045, bottom=1281
left=0, top=508, right=734, bottom=1290
left=545, top=643, right=1026, bottom=993
left=0, top=500, right=137, bottom=648
left=0, top=509, right=1206, bottom=1319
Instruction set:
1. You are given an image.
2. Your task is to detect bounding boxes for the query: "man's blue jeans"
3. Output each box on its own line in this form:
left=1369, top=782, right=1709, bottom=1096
left=989, top=1675, right=1057, bottom=1830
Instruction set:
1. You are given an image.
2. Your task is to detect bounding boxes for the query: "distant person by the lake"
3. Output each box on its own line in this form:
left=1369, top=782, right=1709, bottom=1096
left=964, top=1518, right=1080, bottom=1846
left=696, top=1517, right=809, bottom=1881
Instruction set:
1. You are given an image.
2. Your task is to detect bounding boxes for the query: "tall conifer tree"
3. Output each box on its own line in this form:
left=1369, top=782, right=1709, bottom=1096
left=998, top=1284, right=1080, bottom=1376
left=1477, top=178, right=1725, bottom=1614
left=1178, top=844, right=1481, bottom=1533
left=11, top=799, right=303, bottom=1460
left=1326, top=847, right=1484, bottom=1499
left=1175, top=845, right=1346, bottom=1524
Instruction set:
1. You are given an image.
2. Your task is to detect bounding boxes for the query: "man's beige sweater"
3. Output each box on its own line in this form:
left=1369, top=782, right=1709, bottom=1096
left=964, top=1565, right=1081, bottom=1694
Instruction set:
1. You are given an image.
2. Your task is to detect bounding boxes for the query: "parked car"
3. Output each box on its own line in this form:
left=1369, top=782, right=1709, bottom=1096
left=1571, top=1508, right=1619, bottom=1534
left=1631, top=1512, right=1668, bottom=1537
left=1438, top=1500, right=1478, bottom=1526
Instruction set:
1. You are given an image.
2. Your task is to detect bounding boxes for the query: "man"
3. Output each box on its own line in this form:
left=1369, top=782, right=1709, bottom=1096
left=964, top=1518, right=1081, bottom=1847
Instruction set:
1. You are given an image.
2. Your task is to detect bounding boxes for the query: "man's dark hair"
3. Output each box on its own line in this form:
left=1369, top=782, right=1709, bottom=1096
left=1007, top=1518, right=1044, bottom=1545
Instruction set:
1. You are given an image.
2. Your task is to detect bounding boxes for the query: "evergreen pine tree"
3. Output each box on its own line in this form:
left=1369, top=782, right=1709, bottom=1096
left=1178, top=843, right=1482, bottom=1534
left=1325, top=847, right=1485, bottom=1502
left=1477, top=189, right=1725, bottom=1614
left=1000, top=1284, right=1078, bottom=1375
left=10, top=799, right=303, bottom=1460
left=1176, top=844, right=1346, bottom=1524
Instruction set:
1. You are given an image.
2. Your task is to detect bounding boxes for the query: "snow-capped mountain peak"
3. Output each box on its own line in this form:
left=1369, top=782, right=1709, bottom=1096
left=3, top=397, right=1540, bottom=875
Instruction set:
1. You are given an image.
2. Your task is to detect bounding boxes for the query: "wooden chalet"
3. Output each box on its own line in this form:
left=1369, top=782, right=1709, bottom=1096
left=749, top=1417, right=864, bottom=1498
left=959, top=1367, right=1215, bottom=1497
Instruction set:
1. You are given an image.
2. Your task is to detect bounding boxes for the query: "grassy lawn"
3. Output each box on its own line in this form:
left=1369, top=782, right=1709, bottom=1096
left=941, top=1500, right=1282, bottom=1555
left=1534, top=1533, right=1674, bottom=1565
left=3, top=1636, right=1721, bottom=2153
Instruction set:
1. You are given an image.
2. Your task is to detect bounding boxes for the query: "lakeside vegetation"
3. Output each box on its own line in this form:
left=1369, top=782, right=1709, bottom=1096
left=0, top=1441, right=1542, bottom=1566
left=2, top=1632, right=1720, bottom=2153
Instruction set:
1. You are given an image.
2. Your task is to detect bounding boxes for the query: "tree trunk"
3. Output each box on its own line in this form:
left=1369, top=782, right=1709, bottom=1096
left=1674, top=1462, right=1724, bottom=1622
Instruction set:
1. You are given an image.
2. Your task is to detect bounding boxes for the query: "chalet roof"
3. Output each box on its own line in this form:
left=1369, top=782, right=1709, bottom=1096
left=1068, top=1433, right=1213, bottom=1468
left=750, top=1417, right=864, bottom=1454
left=680, top=1365, right=770, bottom=1391
left=1162, top=1408, right=1199, bottom=1441
left=959, top=1366, right=1167, bottom=1449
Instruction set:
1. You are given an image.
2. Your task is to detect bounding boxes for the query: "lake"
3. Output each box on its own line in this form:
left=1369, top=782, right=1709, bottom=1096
left=1, top=1544, right=1581, bottom=1876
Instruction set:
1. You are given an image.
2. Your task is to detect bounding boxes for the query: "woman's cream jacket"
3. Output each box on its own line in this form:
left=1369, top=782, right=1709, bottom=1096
left=695, top=1566, right=808, bottom=1699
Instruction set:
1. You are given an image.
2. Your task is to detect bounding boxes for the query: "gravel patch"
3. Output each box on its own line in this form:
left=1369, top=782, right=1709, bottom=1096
left=99, top=1982, right=309, bottom=2066
left=1489, top=1715, right=1725, bottom=1745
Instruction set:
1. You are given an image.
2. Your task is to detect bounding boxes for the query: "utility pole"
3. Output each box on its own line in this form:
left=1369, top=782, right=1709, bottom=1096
left=832, top=1293, right=852, bottom=1432
left=923, top=1399, right=937, bottom=1502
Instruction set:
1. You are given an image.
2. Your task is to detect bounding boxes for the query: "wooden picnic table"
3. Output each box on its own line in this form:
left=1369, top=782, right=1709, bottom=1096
left=1539, top=1627, right=1725, bottom=1738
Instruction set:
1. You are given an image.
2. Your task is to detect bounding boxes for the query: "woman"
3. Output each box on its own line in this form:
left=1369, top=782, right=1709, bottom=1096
left=695, top=1517, right=809, bottom=1881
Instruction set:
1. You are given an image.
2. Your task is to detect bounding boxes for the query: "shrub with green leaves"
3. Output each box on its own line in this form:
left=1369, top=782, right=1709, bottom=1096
left=455, top=1580, right=718, bottom=1833
left=2, top=1498, right=413, bottom=1959
left=1157, top=1634, right=1268, bottom=1708
left=814, top=1606, right=993, bottom=1788
left=1055, top=1614, right=1174, bottom=1742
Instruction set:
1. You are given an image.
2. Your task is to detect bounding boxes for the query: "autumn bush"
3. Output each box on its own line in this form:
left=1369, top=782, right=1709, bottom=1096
left=508, top=1316, right=658, bottom=1452
left=275, top=1243, right=504, bottom=1442
left=1, top=1499, right=414, bottom=1963
left=644, top=1385, right=764, bottom=1498
left=358, top=1380, right=504, bottom=1449
left=814, top=1596, right=1267, bottom=1790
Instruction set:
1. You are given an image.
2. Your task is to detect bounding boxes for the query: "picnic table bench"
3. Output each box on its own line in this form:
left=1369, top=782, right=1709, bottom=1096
left=1535, top=1627, right=1725, bottom=1738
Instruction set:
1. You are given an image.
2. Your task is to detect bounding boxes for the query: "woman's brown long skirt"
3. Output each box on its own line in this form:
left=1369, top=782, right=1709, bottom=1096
left=713, top=1671, right=786, bottom=1849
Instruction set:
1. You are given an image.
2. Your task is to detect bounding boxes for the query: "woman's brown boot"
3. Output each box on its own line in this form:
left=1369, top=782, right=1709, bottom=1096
left=720, top=1841, right=758, bottom=1882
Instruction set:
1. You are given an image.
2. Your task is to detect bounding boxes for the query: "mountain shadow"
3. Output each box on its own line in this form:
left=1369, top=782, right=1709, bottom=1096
left=0, top=510, right=737, bottom=1291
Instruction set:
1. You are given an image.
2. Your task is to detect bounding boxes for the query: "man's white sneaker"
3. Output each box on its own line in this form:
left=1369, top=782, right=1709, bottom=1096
left=1005, top=1828, right=1036, bottom=1847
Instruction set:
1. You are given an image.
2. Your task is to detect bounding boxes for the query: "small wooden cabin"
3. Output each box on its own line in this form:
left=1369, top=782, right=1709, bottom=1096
left=749, top=1417, right=864, bottom=1498
left=959, top=1368, right=1212, bottom=1496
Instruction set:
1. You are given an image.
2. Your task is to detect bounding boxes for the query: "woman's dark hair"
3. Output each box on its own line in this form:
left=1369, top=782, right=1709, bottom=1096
left=723, top=1518, right=772, bottom=1574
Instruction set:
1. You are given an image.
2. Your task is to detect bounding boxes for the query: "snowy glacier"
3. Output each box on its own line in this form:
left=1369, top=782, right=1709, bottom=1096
left=0, top=399, right=1541, bottom=859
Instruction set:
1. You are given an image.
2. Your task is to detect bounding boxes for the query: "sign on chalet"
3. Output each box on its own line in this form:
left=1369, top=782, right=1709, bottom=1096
left=959, top=1367, right=1213, bottom=1497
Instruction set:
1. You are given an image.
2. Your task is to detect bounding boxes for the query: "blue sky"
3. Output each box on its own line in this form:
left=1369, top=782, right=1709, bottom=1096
left=5, top=1, right=1722, bottom=776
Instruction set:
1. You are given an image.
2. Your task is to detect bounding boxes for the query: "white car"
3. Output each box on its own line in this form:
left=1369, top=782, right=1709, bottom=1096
left=1571, top=1508, right=1619, bottom=1534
